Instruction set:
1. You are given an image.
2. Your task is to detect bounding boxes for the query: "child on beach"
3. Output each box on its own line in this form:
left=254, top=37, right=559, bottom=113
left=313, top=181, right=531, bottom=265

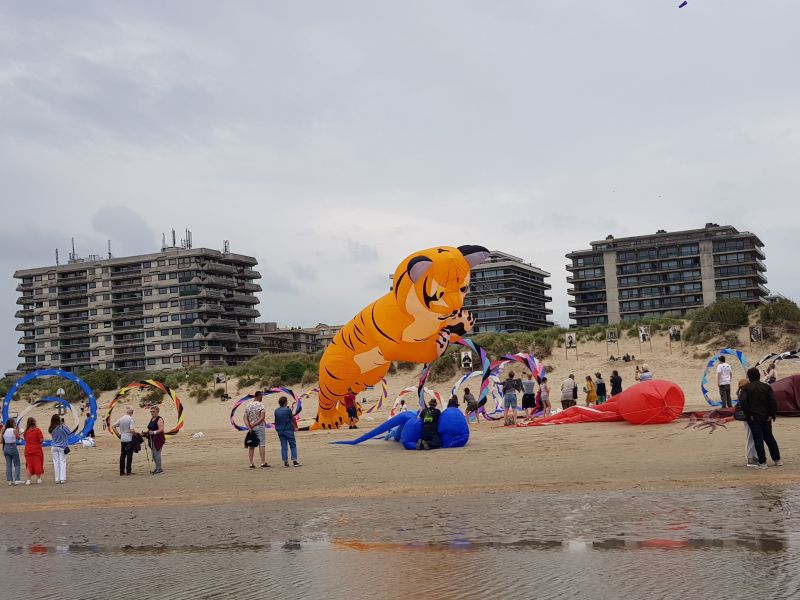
left=584, top=376, right=597, bottom=406
left=23, top=417, right=44, bottom=485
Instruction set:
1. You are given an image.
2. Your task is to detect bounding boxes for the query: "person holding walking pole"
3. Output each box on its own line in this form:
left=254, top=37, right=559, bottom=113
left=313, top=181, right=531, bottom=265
left=143, top=406, right=165, bottom=474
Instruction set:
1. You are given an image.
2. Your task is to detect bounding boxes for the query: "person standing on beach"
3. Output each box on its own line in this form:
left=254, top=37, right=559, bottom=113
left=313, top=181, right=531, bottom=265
left=344, top=387, right=359, bottom=429
left=275, top=396, right=302, bottom=467
left=561, top=375, right=576, bottom=410
left=595, top=373, right=607, bottom=405
left=635, top=364, right=653, bottom=382
left=143, top=406, right=165, bottom=474
left=245, top=391, right=269, bottom=469
left=521, top=373, right=537, bottom=420
left=610, top=370, right=623, bottom=398
left=540, top=377, right=551, bottom=417
left=737, top=378, right=757, bottom=467
left=48, top=414, right=71, bottom=484
left=113, top=406, right=136, bottom=477
left=717, top=356, right=733, bottom=408
left=23, top=417, right=44, bottom=485
left=501, top=371, right=523, bottom=425
left=3, top=418, right=22, bottom=486
left=463, top=387, right=479, bottom=424
left=584, top=376, right=597, bottom=407
left=739, top=367, right=781, bottom=469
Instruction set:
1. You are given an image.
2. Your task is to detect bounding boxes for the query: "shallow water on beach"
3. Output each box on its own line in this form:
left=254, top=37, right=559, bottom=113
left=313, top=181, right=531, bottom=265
left=3, top=486, right=800, bottom=600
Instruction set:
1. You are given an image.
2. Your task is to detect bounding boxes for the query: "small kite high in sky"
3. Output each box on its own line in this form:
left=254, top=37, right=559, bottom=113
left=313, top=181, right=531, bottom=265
left=679, top=1, right=688, bottom=7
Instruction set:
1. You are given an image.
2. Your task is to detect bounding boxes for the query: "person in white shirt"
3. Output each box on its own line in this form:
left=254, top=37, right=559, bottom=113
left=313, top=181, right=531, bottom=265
left=560, top=375, right=576, bottom=410
left=113, top=407, right=135, bottom=476
left=716, top=356, right=733, bottom=408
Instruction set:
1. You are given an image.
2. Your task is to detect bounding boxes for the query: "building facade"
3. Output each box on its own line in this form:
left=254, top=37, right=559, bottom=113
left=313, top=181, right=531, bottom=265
left=566, top=224, right=768, bottom=327
left=14, top=246, right=262, bottom=372
left=257, top=322, right=341, bottom=354
left=463, top=251, right=553, bottom=333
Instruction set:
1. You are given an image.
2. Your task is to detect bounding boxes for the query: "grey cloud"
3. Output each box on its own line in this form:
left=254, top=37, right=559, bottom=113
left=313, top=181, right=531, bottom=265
left=91, top=206, right=157, bottom=257
left=346, top=239, right=378, bottom=263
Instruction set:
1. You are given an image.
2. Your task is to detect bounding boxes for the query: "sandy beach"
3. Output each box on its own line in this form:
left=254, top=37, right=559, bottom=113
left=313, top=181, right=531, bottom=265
left=4, top=329, right=800, bottom=514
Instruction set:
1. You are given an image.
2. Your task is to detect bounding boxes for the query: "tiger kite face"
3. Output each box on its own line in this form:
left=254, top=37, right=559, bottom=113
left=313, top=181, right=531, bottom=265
left=395, top=245, right=489, bottom=316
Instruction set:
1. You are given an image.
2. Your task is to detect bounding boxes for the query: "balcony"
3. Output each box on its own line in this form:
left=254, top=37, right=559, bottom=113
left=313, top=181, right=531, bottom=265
left=198, top=303, right=224, bottom=313
left=61, top=355, right=91, bottom=364
left=201, top=275, right=237, bottom=288
left=205, top=317, right=238, bottom=327
left=232, top=347, right=260, bottom=356
left=15, top=309, right=34, bottom=318
left=206, top=332, right=240, bottom=342
left=111, top=268, right=142, bottom=279
left=115, top=349, right=146, bottom=357
left=228, top=293, right=259, bottom=305
left=17, top=296, right=34, bottom=305
left=200, top=262, right=238, bottom=275
left=201, top=359, right=227, bottom=367
left=59, top=328, right=91, bottom=338
left=230, top=307, right=260, bottom=318
left=16, top=282, right=33, bottom=292
left=111, top=280, right=142, bottom=291
left=240, top=282, right=262, bottom=292
left=59, top=342, right=90, bottom=351
left=57, top=289, right=89, bottom=300
left=238, top=269, right=261, bottom=279
left=57, top=272, right=87, bottom=282
left=60, top=313, right=89, bottom=322
left=112, top=295, right=143, bottom=306
left=15, top=322, right=36, bottom=331
left=114, top=322, right=145, bottom=331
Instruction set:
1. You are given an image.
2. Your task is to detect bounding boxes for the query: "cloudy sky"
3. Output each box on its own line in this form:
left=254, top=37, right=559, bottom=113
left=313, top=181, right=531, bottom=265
left=2, top=1, right=799, bottom=372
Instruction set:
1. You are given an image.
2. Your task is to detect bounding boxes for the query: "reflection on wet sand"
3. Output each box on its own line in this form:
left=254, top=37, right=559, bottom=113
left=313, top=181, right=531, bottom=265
left=1, top=486, right=798, bottom=600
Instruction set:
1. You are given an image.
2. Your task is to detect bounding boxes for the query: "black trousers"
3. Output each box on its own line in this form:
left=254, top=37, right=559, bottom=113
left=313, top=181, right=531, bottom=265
left=747, top=419, right=780, bottom=464
left=421, top=429, right=441, bottom=449
left=119, top=441, right=134, bottom=474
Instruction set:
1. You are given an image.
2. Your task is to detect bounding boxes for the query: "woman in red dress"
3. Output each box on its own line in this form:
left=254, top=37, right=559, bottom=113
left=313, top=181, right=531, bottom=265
left=23, top=417, right=44, bottom=485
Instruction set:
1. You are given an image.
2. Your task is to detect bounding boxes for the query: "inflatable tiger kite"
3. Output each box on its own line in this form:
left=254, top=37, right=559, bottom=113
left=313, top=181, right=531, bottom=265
left=312, top=245, right=489, bottom=430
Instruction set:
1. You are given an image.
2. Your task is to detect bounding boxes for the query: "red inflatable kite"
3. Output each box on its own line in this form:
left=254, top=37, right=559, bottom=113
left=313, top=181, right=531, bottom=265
left=773, top=375, right=800, bottom=417
left=523, top=380, right=685, bottom=426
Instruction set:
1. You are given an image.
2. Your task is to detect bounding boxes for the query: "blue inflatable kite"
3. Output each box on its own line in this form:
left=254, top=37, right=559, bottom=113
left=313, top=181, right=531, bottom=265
left=333, top=407, right=469, bottom=450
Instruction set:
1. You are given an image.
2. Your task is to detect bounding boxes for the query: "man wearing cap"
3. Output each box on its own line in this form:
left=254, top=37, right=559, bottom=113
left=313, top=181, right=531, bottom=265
left=417, top=398, right=442, bottom=450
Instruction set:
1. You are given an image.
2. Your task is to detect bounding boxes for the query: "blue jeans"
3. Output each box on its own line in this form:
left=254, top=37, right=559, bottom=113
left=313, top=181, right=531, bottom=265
left=278, top=431, right=297, bottom=462
left=4, top=444, right=20, bottom=482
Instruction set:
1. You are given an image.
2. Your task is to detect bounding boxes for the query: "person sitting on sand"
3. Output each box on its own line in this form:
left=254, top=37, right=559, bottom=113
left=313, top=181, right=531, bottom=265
left=583, top=376, right=597, bottom=407
left=622, top=354, right=631, bottom=362
left=417, top=398, right=442, bottom=450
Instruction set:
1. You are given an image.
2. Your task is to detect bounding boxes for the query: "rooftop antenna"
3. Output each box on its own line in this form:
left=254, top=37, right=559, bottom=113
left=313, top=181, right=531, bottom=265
left=55, top=249, right=60, bottom=266
left=188, top=229, right=193, bottom=249
left=69, top=238, right=77, bottom=262
left=161, top=233, right=167, bottom=251
left=107, top=240, right=112, bottom=259
left=171, top=229, right=176, bottom=248
left=223, top=240, right=230, bottom=253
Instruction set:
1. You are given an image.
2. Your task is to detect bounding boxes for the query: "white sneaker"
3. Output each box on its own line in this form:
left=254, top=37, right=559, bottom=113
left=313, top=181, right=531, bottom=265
left=756, top=463, right=768, bottom=470
left=774, top=460, right=783, bottom=466
left=746, top=462, right=759, bottom=468
left=13, top=481, right=23, bottom=486
left=25, top=480, right=31, bottom=486
left=36, top=479, right=42, bottom=484
left=7, top=481, right=11, bottom=486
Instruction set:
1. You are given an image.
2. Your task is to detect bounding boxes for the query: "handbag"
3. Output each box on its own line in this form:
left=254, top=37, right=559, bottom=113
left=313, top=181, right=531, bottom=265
left=244, top=430, right=259, bottom=448
left=63, top=446, right=71, bottom=455
left=734, top=405, right=747, bottom=421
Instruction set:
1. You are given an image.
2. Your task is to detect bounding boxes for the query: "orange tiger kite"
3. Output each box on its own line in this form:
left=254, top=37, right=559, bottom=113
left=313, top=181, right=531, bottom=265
left=312, top=245, right=489, bottom=430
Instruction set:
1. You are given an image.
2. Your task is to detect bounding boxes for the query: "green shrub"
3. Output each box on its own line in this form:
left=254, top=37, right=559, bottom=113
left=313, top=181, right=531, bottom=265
left=760, top=298, right=800, bottom=326
left=301, top=369, right=318, bottom=385
left=684, top=300, right=749, bottom=343
left=81, top=369, right=119, bottom=392
left=429, top=348, right=458, bottom=382
left=213, top=388, right=226, bottom=398
left=195, top=388, right=211, bottom=403
left=395, top=362, right=416, bottom=371
left=280, top=361, right=308, bottom=384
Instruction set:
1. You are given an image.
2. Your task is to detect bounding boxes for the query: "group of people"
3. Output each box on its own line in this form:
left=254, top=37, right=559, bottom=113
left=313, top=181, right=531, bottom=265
left=559, top=369, right=628, bottom=409
left=2, top=414, right=72, bottom=485
left=243, top=391, right=302, bottom=468
left=110, top=405, right=165, bottom=476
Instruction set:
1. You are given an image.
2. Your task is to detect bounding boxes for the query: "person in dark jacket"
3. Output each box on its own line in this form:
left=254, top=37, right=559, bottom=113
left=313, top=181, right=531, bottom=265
left=609, top=370, right=623, bottom=397
left=739, top=367, right=781, bottom=469
left=417, top=398, right=442, bottom=450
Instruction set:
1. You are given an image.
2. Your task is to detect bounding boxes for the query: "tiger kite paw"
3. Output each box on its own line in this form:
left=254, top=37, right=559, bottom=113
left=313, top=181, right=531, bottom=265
left=436, top=328, right=452, bottom=356
left=445, top=310, right=476, bottom=336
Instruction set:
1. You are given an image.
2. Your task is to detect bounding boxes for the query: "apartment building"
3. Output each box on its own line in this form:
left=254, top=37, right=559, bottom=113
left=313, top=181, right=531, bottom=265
left=566, top=224, right=768, bottom=327
left=257, top=322, right=341, bottom=354
left=463, top=251, right=553, bottom=333
left=14, top=245, right=262, bottom=372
